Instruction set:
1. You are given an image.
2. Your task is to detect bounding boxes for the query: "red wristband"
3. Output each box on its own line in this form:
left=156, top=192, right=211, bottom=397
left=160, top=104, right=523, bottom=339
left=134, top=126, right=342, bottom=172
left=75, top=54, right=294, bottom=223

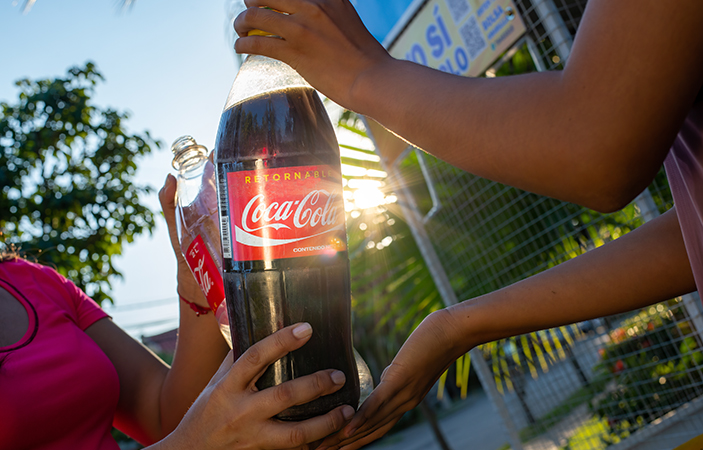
left=180, top=296, right=210, bottom=317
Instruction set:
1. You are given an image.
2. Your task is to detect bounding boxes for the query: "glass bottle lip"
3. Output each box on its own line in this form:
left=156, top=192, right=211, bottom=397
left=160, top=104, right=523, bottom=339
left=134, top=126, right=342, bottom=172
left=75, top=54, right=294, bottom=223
left=171, top=135, right=209, bottom=172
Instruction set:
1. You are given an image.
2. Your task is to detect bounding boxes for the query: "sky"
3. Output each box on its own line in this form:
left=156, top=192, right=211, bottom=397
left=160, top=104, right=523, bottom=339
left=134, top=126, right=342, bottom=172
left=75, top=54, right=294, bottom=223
left=0, top=0, right=245, bottom=337
left=0, top=0, right=387, bottom=339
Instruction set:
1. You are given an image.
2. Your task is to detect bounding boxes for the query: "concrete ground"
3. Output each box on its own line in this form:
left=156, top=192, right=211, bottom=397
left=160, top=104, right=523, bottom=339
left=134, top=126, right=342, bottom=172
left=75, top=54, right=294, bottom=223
left=363, top=391, right=510, bottom=450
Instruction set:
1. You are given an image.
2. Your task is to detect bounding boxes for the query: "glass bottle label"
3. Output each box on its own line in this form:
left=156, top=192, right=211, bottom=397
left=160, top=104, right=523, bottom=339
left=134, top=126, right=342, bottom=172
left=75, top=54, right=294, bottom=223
left=184, top=234, right=225, bottom=312
left=226, top=165, right=347, bottom=261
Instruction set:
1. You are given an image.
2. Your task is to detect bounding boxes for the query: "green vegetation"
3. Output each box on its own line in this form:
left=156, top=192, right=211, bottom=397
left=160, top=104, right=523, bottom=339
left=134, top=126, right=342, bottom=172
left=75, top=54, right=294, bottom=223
left=590, top=299, right=703, bottom=442
left=559, top=417, right=612, bottom=450
left=0, top=62, right=160, bottom=305
left=519, top=386, right=595, bottom=442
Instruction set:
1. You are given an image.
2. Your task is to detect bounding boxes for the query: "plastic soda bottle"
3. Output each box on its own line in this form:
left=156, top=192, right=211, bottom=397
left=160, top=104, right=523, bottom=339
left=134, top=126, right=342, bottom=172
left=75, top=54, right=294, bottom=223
left=214, top=55, right=361, bottom=420
left=171, top=135, right=231, bottom=347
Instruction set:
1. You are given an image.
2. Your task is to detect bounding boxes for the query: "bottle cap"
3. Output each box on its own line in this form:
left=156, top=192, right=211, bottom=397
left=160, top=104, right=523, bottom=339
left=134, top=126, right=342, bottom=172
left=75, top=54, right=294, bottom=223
left=248, top=29, right=274, bottom=36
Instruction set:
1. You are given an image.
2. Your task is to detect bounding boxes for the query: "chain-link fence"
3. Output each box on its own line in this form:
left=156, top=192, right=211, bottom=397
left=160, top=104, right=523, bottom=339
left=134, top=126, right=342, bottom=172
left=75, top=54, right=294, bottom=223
left=374, top=0, right=703, bottom=448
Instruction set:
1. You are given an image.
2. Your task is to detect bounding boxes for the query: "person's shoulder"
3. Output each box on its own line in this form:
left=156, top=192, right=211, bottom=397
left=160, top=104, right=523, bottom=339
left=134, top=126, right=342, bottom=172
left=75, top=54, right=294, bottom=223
left=0, top=258, right=74, bottom=296
left=0, top=257, right=62, bottom=280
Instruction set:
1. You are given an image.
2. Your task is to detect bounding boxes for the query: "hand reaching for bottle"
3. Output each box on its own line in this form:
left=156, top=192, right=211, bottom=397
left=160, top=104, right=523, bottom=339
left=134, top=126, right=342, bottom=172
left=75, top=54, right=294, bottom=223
left=148, top=323, right=355, bottom=450
left=233, top=0, right=393, bottom=113
left=318, top=310, right=466, bottom=450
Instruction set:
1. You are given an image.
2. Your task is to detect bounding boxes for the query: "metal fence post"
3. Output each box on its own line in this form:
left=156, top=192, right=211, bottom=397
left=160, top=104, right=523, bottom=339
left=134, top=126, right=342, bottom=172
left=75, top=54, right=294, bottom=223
left=525, top=35, right=548, bottom=72
left=532, top=0, right=573, bottom=62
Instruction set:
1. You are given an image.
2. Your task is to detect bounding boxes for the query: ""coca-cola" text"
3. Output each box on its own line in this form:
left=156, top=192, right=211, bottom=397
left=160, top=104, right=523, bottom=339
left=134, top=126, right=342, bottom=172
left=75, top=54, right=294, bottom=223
left=240, top=189, right=341, bottom=233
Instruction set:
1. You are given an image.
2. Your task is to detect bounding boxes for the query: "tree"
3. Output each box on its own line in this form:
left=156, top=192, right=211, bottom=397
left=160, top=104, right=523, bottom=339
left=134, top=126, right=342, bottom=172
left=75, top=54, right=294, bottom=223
left=0, top=62, right=161, bottom=305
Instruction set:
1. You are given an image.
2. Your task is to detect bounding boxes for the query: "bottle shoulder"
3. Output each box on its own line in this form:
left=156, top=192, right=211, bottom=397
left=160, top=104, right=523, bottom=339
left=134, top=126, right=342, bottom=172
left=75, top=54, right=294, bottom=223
left=224, top=55, right=311, bottom=110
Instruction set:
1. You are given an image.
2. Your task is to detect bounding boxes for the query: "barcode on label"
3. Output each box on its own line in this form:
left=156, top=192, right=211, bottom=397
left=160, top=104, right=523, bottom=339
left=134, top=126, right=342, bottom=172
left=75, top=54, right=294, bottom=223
left=460, top=15, right=487, bottom=60
left=446, top=0, right=471, bottom=24
left=217, top=171, right=232, bottom=259
left=220, top=216, right=232, bottom=259
left=218, top=174, right=228, bottom=209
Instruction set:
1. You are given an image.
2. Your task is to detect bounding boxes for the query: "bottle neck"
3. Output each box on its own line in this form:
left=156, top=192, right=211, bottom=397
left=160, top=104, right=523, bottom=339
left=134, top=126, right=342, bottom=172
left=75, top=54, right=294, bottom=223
left=173, top=148, right=207, bottom=176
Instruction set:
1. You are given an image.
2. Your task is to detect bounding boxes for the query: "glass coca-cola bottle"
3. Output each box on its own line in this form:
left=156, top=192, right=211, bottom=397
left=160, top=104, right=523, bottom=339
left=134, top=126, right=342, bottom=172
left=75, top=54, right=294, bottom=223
left=214, top=55, right=360, bottom=420
left=171, top=135, right=231, bottom=346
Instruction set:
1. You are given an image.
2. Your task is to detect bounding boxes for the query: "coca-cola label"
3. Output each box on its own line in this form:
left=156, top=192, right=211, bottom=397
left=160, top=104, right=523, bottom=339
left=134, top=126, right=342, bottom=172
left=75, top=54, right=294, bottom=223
left=184, top=235, right=225, bottom=312
left=226, top=165, right=347, bottom=261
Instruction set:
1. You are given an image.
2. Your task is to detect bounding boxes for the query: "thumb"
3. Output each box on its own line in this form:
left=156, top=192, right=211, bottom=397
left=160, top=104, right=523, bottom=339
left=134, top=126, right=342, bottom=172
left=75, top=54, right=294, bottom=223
left=210, top=350, right=236, bottom=386
left=158, top=174, right=183, bottom=258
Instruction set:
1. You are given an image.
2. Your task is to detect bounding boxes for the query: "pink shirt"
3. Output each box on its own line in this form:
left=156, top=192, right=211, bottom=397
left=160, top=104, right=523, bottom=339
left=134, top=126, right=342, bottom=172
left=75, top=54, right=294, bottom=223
left=0, top=259, right=120, bottom=450
left=664, top=96, right=703, bottom=293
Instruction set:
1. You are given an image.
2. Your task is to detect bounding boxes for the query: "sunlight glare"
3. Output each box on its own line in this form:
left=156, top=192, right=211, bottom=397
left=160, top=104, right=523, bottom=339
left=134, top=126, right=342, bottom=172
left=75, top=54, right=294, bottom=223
left=348, top=179, right=383, bottom=189
left=341, top=164, right=368, bottom=177
left=340, top=147, right=380, bottom=162
left=365, top=169, right=387, bottom=177
left=353, top=187, right=386, bottom=210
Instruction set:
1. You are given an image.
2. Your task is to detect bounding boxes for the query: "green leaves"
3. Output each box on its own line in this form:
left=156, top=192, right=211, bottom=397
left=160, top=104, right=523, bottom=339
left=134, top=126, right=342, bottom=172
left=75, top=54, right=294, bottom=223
left=0, top=62, right=161, bottom=305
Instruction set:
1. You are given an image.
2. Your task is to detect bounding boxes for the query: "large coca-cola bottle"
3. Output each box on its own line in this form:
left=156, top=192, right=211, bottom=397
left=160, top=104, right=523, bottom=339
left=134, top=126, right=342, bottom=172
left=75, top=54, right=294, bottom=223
left=171, top=136, right=231, bottom=346
left=215, top=55, right=360, bottom=420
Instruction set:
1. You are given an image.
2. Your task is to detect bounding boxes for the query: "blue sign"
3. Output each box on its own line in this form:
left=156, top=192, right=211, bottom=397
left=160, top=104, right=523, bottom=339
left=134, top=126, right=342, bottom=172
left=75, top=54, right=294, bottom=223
left=350, top=0, right=416, bottom=43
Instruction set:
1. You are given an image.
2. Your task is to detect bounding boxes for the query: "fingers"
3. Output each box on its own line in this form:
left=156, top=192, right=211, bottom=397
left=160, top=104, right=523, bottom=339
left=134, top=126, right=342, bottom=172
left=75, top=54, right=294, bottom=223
left=233, top=9, right=292, bottom=62
left=158, top=173, right=177, bottom=216
left=224, top=322, right=314, bottom=390
left=265, top=404, right=355, bottom=449
left=257, top=369, right=347, bottom=415
left=234, top=6, right=293, bottom=38
left=319, top=379, right=413, bottom=449
left=317, top=390, right=380, bottom=448
left=340, top=380, right=387, bottom=435
left=321, top=412, right=402, bottom=450
left=242, top=0, right=306, bottom=13
left=158, top=173, right=182, bottom=257
left=210, top=350, right=236, bottom=386
left=337, top=422, right=398, bottom=450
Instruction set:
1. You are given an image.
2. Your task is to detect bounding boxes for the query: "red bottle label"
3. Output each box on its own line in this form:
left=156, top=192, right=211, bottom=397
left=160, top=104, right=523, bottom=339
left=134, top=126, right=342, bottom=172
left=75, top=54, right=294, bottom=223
left=226, top=165, right=347, bottom=261
left=185, top=234, right=225, bottom=312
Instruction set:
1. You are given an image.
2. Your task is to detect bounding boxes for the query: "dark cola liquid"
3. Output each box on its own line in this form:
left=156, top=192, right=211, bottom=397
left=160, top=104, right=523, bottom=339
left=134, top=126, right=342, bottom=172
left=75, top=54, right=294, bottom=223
left=215, top=87, right=359, bottom=420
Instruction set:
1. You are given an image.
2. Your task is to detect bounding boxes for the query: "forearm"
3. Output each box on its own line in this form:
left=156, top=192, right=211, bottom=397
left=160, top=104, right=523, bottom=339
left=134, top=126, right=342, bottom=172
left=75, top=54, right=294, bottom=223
left=354, top=56, right=685, bottom=212
left=314, top=211, right=695, bottom=450
left=159, top=300, right=230, bottom=434
left=96, top=299, right=229, bottom=444
left=355, top=62, right=595, bottom=201
left=347, top=0, right=703, bottom=211
left=449, top=208, right=695, bottom=348
left=236, top=1, right=703, bottom=210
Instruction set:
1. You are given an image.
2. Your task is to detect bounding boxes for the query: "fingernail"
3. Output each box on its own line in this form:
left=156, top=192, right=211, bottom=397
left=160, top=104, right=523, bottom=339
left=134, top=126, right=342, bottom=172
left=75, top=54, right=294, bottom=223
left=346, top=427, right=358, bottom=437
left=331, top=370, right=346, bottom=385
left=292, top=322, right=312, bottom=339
left=342, top=405, right=355, bottom=420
